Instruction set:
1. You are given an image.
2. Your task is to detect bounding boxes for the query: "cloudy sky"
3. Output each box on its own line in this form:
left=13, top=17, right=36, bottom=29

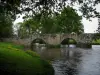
left=82, top=18, right=98, bottom=33
left=82, top=4, right=100, bottom=33
left=14, top=4, right=100, bottom=33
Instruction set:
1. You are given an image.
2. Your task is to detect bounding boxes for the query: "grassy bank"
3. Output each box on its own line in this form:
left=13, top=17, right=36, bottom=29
left=0, top=42, right=54, bottom=75
left=92, top=39, right=100, bottom=45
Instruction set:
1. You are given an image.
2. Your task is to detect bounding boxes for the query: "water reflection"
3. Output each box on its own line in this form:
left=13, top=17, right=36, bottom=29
left=61, top=44, right=76, bottom=48
left=33, top=45, right=100, bottom=75
left=34, top=47, right=61, bottom=61
left=53, top=47, right=82, bottom=75
left=33, top=44, right=81, bottom=75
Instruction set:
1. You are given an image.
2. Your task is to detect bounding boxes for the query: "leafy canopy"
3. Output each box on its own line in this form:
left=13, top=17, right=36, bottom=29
left=17, top=6, right=83, bottom=38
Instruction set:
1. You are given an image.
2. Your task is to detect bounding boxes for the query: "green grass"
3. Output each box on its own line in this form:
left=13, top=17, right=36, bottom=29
left=92, top=39, right=100, bottom=45
left=0, top=42, right=54, bottom=75
left=0, top=42, right=24, bottom=49
left=69, top=39, right=77, bottom=44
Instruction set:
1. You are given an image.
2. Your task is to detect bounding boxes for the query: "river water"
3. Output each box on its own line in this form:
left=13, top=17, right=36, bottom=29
left=34, top=45, right=100, bottom=75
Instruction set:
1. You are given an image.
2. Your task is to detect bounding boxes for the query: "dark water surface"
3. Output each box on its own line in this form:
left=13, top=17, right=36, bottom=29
left=34, top=45, right=100, bottom=75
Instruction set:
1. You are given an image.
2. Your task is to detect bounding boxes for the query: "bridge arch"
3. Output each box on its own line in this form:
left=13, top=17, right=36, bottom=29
left=31, top=38, right=47, bottom=50
left=32, top=38, right=46, bottom=44
left=60, top=38, right=77, bottom=45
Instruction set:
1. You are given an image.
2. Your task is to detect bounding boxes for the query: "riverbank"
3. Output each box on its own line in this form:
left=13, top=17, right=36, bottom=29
left=0, top=42, right=54, bottom=75
left=92, top=39, right=100, bottom=45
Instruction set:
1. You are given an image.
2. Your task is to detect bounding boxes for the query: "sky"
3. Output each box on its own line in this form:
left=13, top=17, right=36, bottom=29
left=14, top=4, right=100, bottom=33
left=82, top=18, right=98, bottom=33
left=82, top=4, right=100, bottom=33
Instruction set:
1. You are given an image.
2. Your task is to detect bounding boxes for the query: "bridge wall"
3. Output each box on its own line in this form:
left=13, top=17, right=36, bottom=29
left=46, top=34, right=61, bottom=45
left=3, top=33, right=95, bottom=47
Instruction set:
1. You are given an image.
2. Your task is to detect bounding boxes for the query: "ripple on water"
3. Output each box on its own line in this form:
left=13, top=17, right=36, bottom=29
left=35, top=45, right=100, bottom=75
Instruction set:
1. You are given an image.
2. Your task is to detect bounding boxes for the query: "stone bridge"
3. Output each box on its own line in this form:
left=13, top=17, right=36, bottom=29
left=5, top=33, right=96, bottom=47
left=30, top=33, right=94, bottom=45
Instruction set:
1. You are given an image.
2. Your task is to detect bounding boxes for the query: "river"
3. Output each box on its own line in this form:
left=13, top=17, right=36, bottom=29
left=33, top=45, right=100, bottom=75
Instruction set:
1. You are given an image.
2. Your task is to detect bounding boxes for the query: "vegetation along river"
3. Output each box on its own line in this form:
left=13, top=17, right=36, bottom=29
left=33, top=45, right=100, bottom=75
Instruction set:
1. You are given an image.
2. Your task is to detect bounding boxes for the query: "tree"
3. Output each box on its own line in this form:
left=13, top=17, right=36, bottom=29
left=0, top=0, right=21, bottom=20
left=19, top=0, right=100, bottom=19
left=17, top=18, right=40, bottom=38
left=56, top=6, right=84, bottom=34
left=18, top=6, right=83, bottom=35
left=16, top=0, right=100, bottom=33
left=40, top=6, right=83, bottom=34
left=40, top=15, right=55, bottom=34
left=0, top=13, right=13, bottom=38
left=96, top=16, right=100, bottom=33
left=0, top=0, right=21, bottom=38
left=0, top=0, right=100, bottom=19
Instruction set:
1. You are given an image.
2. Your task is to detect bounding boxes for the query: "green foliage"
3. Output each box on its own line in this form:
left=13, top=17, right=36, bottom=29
left=18, top=6, right=83, bottom=36
left=18, top=0, right=100, bottom=19
left=69, top=39, right=77, bottom=44
left=0, top=14, right=13, bottom=38
left=92, top=33, right=100, bottom=40
left=0, top=42, right=54, bottom=75
left=40, top=16, right=55, bottom=33
left=0, top=1, right=21, bottom=38
left=0, top=0, right=21, bottom=20
left=17, top=18, right=41, bottom=38
left=1, top=0, right=100, bottom=19
left=55, top=6, right=84, bottom=34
